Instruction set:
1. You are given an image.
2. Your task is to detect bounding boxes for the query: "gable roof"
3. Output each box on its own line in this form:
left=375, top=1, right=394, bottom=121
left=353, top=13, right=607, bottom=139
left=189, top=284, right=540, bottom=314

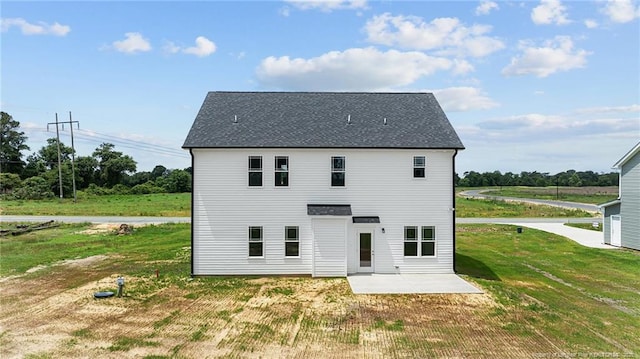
left=182, top=92, right=464, bottom=149
left=613, top=141, right=640, bottom=169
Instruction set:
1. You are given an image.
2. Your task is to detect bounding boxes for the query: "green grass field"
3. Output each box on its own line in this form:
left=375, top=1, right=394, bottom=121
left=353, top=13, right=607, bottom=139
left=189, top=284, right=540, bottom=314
left=1, top=189, right=600, bottom=218
left=0, top=193, right=191, bottom=217
left=1, top=223, right=638, bottom=357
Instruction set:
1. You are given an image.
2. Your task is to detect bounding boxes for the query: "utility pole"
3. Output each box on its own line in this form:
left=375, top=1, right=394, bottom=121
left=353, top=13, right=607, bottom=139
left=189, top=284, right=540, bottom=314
left=47, top=113, right=64, bottom=200
left=64, top=112, right=79, bottom=202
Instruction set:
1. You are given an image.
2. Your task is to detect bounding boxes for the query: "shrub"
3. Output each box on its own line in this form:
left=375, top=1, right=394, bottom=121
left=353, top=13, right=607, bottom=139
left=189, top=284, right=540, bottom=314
left=1, top=173, right=22, bottom=194
left=12, top=176, right=54, bottom=200
left=111, top=184, right=131, bottom=195
left=130, top=181, right=166, bottom=195
left=85, top=183, right=113, bottom=196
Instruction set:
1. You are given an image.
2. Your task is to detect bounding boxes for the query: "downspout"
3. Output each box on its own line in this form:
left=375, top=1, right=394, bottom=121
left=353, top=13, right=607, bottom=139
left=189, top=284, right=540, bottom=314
left=189, top=149, right=195, bottom=277
left=452, top=149, right=458, bottom=273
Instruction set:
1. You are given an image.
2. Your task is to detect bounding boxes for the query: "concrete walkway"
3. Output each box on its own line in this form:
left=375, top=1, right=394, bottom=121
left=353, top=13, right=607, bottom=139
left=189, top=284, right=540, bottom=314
left=347, top=273, right=483, bottom=294
left=503, top=222, right=617, bottom=249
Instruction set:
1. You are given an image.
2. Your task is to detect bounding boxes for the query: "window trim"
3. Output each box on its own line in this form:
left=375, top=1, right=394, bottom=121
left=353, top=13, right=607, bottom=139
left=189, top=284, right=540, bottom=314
left=413, top=156, right=426, bottom=179
left=284, top=226, right=299, bottom=257
left=421, top=226, right=436, bottom=257
left=403, top=225, right=436, bottom=257
left=248, top=156, right=263, bottom=187
left=248, top=226, right=263, bottom=258
left=275, top=156, right=289, bottom=187
left=331, top=156, right=346, bottom=187
left=403, top=226, right=418, bottom=257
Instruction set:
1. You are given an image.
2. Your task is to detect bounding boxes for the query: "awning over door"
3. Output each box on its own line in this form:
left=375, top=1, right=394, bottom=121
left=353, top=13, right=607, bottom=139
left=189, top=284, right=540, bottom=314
left=352, top=216, right=380, bottom=224
left=307, top=204, right=352, bottom=216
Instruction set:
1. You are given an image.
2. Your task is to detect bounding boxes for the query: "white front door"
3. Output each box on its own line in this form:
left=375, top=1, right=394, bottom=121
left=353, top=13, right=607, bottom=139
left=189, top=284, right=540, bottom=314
left=358, top=232, right=374, bottom=273
left=611, top=215, right=622, bottom=247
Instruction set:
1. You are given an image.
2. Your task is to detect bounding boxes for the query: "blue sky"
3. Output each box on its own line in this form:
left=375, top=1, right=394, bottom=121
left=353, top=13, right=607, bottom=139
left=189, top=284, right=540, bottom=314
left=2, top=0, right=639, bottom=174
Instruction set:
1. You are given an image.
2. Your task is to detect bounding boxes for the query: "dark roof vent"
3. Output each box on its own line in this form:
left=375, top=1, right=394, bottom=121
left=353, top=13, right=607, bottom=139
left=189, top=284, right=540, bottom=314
left=383, top=117, right=387, bottom=125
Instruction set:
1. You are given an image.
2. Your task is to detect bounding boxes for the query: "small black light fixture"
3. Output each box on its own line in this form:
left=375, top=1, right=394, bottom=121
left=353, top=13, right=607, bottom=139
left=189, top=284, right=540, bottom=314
left=381, top=228, right=385, bottom=233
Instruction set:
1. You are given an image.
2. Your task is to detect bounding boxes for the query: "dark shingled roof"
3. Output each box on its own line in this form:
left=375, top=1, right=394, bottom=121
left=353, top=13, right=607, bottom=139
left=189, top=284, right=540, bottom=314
left=182, top=92, right=464, bottom=149
left=307, top=204, right=352, bottom=216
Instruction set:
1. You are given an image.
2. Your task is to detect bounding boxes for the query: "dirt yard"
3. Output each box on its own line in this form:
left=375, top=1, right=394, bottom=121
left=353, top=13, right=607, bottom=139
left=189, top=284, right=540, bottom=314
left=0, top=254, right=585, bottom=359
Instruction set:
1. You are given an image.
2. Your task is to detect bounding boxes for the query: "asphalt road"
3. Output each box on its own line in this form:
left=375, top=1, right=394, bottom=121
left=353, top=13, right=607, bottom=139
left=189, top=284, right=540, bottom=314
left=460, top=189, right=600, bottom=213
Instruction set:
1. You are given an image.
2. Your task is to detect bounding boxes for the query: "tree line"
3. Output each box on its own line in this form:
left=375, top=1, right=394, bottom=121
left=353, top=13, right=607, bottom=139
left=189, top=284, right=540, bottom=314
left=455, top=170, right=618, bottom=188
left=1, top=111, right=619, bottom=199
left=1, top=111, right=191, bottom=199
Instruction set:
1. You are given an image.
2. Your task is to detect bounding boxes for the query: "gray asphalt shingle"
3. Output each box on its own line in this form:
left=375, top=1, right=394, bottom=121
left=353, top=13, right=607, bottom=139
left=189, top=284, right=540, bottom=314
left=182, top=92, right=464, bottom=149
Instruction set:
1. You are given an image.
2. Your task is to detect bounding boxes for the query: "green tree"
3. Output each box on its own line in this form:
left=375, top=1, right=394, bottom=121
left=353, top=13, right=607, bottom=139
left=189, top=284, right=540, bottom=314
left=92, top=143, right=137, bottom=187
left=74, top=156, right=98, bottom=190
left=38, top=138, right=73, bottom=170
left=159, top=169, right=192, bottom=193
left=0, top=111, right=30, bottom=175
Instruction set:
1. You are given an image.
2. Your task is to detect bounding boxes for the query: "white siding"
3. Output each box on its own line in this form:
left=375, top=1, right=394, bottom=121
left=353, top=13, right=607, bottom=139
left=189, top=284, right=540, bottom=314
left=192, top=148, right=456, bottom=276
left=620, top=152, right=640, bottom=250
left=312, top=219, right=347, bottom=277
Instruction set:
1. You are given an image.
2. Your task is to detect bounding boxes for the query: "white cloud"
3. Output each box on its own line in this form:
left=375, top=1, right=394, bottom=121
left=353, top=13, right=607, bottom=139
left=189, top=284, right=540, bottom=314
left=431, top=87, right=499, bottom=112
left=531, top=0, right=571, bottom=25
left=584, top=19, right=599, bottom=28
left=475, top=1, right=499, bottom=16
left=163, top=36, right=217, bottom=57
left=256, top=47, right=457, bottom=91
left=502, top=36, right=590, bottom=77
left=364, top=13, right=504, bottom=57
left=111, top=32, right=152, bottom=54
left=0, top=17, right=70, bottom=36
left=163, top=41, right=180, bottom=54
left=574, top=104, right=640, bottom=114
left=284, top=0, right=367, bottom=12
left=601, top=0, right=640, bottom=23
left=183, top=36, right=216, bottom=57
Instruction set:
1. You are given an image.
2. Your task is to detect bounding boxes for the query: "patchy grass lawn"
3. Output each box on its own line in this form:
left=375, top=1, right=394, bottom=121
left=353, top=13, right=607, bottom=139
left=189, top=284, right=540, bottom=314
left=0, top=193, right=191, bottom=217
left=480, top=186, right=619, bottom=205
left=455, top=197, right=594, bottom=218
left=1, top=223, right=638, bottom=358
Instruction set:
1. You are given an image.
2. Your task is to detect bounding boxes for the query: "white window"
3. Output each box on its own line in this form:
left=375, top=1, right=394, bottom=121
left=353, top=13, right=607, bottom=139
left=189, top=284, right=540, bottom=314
left=413, top=156, right=426, bottom=178
left=285, top=226, right=299, bottom=257
left=331, top=156, right=345, bottom=187
left=249, top=226, right=263, bottom=257
left=275, top=156, right=289, bottom=187
left=404, top=226, right=436, bottom=257
left=248, top=156, right=262, bottom=187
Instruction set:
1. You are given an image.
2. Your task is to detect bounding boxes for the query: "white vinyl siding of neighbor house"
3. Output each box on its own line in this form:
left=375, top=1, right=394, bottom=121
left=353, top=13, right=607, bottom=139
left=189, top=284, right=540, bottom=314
left=191, top=148, right=456, bottom=276
left=620, top=152, right=640, bottom=250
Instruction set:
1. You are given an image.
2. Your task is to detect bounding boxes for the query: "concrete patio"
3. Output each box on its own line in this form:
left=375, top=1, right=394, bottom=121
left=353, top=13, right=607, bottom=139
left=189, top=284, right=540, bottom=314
left=347, top=273, right=483, bottom=294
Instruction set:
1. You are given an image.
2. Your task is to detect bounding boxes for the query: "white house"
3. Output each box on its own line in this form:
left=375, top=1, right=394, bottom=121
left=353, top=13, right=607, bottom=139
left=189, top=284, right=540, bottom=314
left=600, top=141, right=640, bottom=250
left=182, top=92, right=465, bottom=277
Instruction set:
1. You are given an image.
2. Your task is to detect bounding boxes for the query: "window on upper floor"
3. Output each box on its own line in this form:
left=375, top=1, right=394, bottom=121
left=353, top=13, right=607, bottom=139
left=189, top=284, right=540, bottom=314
left=275, top=156, right=289, bottom=187
left=331, top=156, right=345, bottom=187
left=413, top=156, right=426, bottom=178
left=248, top=156, right=262, bottom=187
left=285, top=226, right=299, bottom=257
left=248, top=226, right=263, bottom=257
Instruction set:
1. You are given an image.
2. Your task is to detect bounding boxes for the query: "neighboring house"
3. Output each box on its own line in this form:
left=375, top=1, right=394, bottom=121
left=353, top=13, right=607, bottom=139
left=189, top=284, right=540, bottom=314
left=600, top=141, right=640, bottom=250
left=182, top=92, right=465, bottom=277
